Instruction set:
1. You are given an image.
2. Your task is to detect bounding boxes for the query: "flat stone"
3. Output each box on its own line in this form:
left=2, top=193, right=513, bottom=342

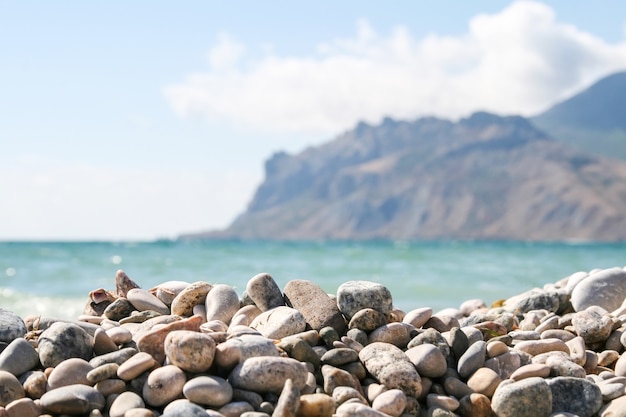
left=246, top=273, right=285, bottom=312
left=547, top=376, right=602, bottom=417
left=0, top=370, right=24, bottom=406
left=126, top=288, right=170, bottom=315
left=599, top=382, right=624, bottom=402
left=336, top=281, right=393, bottom=321
left=229, top=356, right=307, bottom=394
left=249, top=306, right=307, bottom=339
left=0, top=337, right=39, bottom=376
left=142, top=365, right=186, bottom=407
left=371, top=389, right=406, bottom=417
left=284, top=279, right=347, bottom=335
left=402, top=307, right=433, bottom=329
left=40, top=384, right=105, bottom=415
left=47, top=358, right=93, bottom=389
left=335, top=402, right=391, bottom=417
left=0, top=309, right=27, bottom=344
left=571, top=267, right=626, bottom=312
left=513, top=338, right=569, bottom=357
left=170, top=281, right=213, bottom=317
left=406, top=343, right=447, bottom=378
left=87, top=363, right=120, bottom=384
left=38, top=322, right=93, bottom=368
left=183, top=375, right=233, bottom=407
left=164, top=330, right=216, bottom=373
left=109, top=391, right=145, bottom=417
left=359, top=342, right=422, bottom=398
left=117, top=352, right=157, bottom=381
left=457, top=341, right=487, bottom=379
left=90, top=347, right=137, bottom=368
left=104, top=298, right=136, bottom=321
left=320, top=348, right=359, bottom=367
left=94, top=378, right=126, bottom=396
left=492, top=377, right=552, bottom=417
left=219, top=401, right=254, bottom=416
left=509, top=363, right=551, bottom=381
left=205, top=284, right=240, bottom=324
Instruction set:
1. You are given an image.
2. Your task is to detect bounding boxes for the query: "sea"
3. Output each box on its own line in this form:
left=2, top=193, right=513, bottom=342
left=1, top=240, right=625, bottom=321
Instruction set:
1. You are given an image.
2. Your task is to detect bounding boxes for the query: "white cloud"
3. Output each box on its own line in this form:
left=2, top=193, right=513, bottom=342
left=0, top=160, right=257, bottom=240
left=164, top=0, right=626, bottom=135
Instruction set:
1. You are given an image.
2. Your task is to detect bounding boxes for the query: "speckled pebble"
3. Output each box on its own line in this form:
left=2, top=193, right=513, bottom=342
left=170, top=281, right=213, bottom=317
left=336, top=281, right=393, bottom=320
left=164, top=330, right=216, bottom=372
left=359, top=342, right=422, bottom=398
left=491, top=377, right=552, bottom=417
left=37, top=322, right=93, bottom=368
left=0, top=309, right=27, bottom=344
left=246, top=273, right=285, bottom=312
left=228, top=356, right=308, bottom=394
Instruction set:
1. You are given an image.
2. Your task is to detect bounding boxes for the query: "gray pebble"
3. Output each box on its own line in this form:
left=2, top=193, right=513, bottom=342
left=0, top=309, right=27, bottom=344
left=246, top=273, right=285, bottom=312
left=0, top=337, right=39, bottom=376
left=491, top=377, right=552, bottom=417
left=337, top=281, right=393, bottom=320
left=40, top=384, right=105, bottom=415
left=38, top=322, right=93, bottom=368
left=547, top=376, right=602, bottom=417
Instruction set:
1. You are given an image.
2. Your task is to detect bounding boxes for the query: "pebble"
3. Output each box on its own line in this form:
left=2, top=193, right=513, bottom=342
left=46, top=357, right=93, bottom=389
left=104, top=298, right=136, bottom=321
left=296, top=393, right=335, bottom=417
left=598, top=395, right=626, bottom=416
left=368, top=323, right=411, bottom=347
left=571, top=267, right=626, bottom=312
left=126, top=288, right=170, bottom=315
left=359, top=342, right=422, bottom=398
left=161, top=399, right=210, bottom=416
left=467, top=367, right=502, bottom=397
left=284, top=279, right=347, bottom=335
left=154, top=280, right=190, bottom=306
left=547, top=376, right=603, bottom=417
left=273, top=378, right=300, bottom=417
left=371, top=389, right=406, bottom=417
left=402, top=307, right=433, bottom=329
left=510, top=363, right=551, bottom=380
left=406, top=343, right=447, bottom=378
left=457, top=340, right=487, bottom=379
left=136, top=314, right=203, bottom=364
left=170, top=281, right=213, bottom=317
left=336, top=281, right=393, bottom=320
left=117, top=352, right=157, bottom=381
left=0, top=309, right=27, bottom=344
left=37, top=322, right=93, bottom=368
left=457, top=393, right=493, bottom=417
left=321, top=365, right=362, bottom=394
left=514, top=338, right=569, bottom=356
left=39, top=384, right=105, bottom=415
left=142, top=365, right=186, bottom=407
left=20, top=370, right=47, bottom=399
left=183, top=375, right=233, bottom=407
left=164, top=330, right=216, bottom=372
left=205, top=284, right=241, bottom=324
left=5, top=397, right=40, bottom=417
left=109, top=391, right=145, bottom=417
left=93, top=327, right=118, bottom=355
left=0, top=337, right=39, bottom=376
left=491, top=377, right=552, bottom=417
left=0, top=371, right=24, bottom=407
left=320, top=347, right=359, bottom=366
left=572, top=308, right=614, bottom=344
left=249, top=306, right=307, bottom=339
left=348, top=308, right=387, bottom=332
left=246, top=273, right=285, bottom=312
left=229, top=356, right=308, bottom=394
left=214, top=334, right=280, bottom=371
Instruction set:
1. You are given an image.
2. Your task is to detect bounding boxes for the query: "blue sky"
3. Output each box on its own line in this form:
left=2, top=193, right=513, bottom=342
left=2, top=1, right=626, bottom=240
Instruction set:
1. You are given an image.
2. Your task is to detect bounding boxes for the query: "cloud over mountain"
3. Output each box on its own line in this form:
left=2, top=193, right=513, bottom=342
left=164, top=1, right=626, bottom=135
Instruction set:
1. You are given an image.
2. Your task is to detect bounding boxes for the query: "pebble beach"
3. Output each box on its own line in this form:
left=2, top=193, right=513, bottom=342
left=1, top=266, right=626, bottom=417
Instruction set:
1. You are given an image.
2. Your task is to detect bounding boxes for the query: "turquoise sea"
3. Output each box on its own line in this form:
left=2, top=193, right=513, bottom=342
left=0, top=240, right=624, bottom=320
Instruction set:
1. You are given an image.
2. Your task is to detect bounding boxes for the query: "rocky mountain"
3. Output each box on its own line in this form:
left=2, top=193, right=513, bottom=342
left=187, top=111, right=626, bottom=241
left=532, top=71, right=626, bottom=160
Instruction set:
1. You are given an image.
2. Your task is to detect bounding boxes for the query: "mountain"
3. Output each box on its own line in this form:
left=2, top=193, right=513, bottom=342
left=185, top=111, right=626, bottom=241
left=531, top=71, right=626, bottom=160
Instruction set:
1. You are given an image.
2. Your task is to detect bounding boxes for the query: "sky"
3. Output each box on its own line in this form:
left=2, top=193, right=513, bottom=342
left=2, top=1, right=626, bottom=241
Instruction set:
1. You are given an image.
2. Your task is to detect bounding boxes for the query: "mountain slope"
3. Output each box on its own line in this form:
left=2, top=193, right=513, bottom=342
left=188, top=112, right=626, bottom=241
left=532, top=71, right=626, bottom=160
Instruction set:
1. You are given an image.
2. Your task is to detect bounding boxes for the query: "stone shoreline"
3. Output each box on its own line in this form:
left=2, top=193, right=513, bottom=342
left=1, top=267, right=626, bottom=416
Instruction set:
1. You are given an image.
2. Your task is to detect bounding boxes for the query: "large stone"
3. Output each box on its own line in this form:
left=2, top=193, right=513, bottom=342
left=250, top=306, right=307, bottom=339
left=457, top=341, right=487, bottom=379
left=228, top=356, right=308, bottom=394
left=359, top=342, right=421, bottom=398
left=38, top=322, right=93, bottom=368
left=491, top=377, right=552, bottom=417
left=40, top=384, right=105, bottom=415
left=571, top=308, right=614, bottom=344
left=164, top=330, right=216, bottom=373
left=0, top=370, right=24, bottom=406
left=405, top=343, right=447, bottom=378
left=0, top=309, right=27, bottom=344
left=246, top=273, right=285, bottom=312
left=205, top=284, right=240, bottom=324
left=183, top=375, right=233, bottom=407
left=337, top=281, right=393, bottom=320
left=547, top=376, right=602, bottom=417
left=47, top=358, right=93, bottom=389
left=0, top=337, right=39, bottom=376
left=570, top=267, right=626, bottom=312
left=284, top=279, right=347, bottom=335
left=142, top=365, right=187, bottom=407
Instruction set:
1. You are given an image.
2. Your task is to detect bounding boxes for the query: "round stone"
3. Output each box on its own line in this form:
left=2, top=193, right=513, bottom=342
left=402, top=307, right=432, bottom=329
left=228, top=356, right=308, bottom=394
left=20, top=370, right=47, bottom=399
left=467, top=367, right=502, bottom=398
left=337, top=281, right=393, bottom=320
left=0, top=337, right=39, bottom=376
left=40, top=384, right=105, bottom=415
left=126, top=288, right=170, bottom=315
left=142, top=365, right=186, bottom=407
left=246, top=273, right=285, bottom=312
left=371, top=389, right=406, bottom=417
left=205, top=284, right=240, bottom=324
left=164, top=330, right=216, bottom=373
left=368, top=323, right=411, bottom=348
left=47, top=358, right=94, bottom=389
left=0, top=370, right=24, bottom=406
left=359, top=342, right=422, bottom=398
left=109, top=391, right=145, bottom=417
left=571, top=267, right=626, bottom=312
left=571, top=309, right=614, bottom=344
left=183, top=375, right=233, bottom=407
left=547, top=376, right=602, bottom=417
left=405, top=343, right=447, bottom=378
left=0, top=309, right=27, bottom=344
left=457, top=341, right=487, bottom=379
left=297, top=393, right=336, bottom=417
left=38, top=322, right=93, bottom=368
left=249, top=306, right=307, bottom=339
left=491, top=377, right=552, bottom=417
left=170, top=281, right=213, bottom=317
